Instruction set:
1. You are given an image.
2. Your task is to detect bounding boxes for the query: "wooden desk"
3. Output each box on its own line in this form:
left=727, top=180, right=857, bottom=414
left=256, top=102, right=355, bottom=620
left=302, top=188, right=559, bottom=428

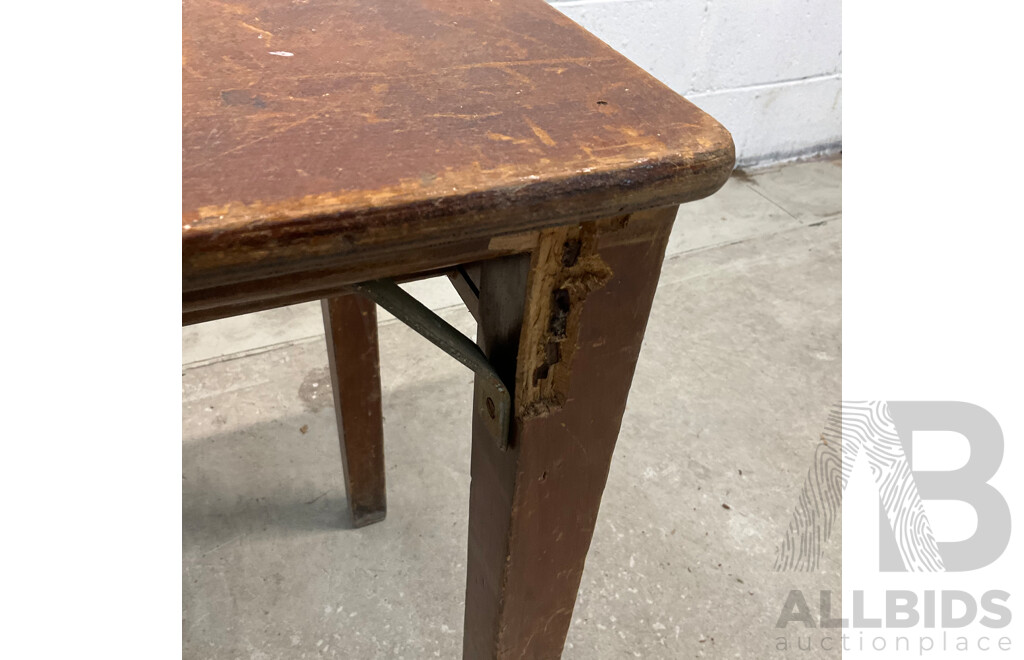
left=183, top=0, right=733, bottom=656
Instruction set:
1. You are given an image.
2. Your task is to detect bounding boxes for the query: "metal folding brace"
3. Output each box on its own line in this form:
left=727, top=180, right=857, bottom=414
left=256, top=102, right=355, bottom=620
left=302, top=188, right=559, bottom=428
left=350, top=278, right=511, bottom=451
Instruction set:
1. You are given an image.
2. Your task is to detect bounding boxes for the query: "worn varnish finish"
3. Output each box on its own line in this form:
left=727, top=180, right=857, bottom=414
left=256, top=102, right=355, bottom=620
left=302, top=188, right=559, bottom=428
left=182, top=0, right=733, bottom=311
left=464, top=210, right=676, bottom=658
left=184, top=1, right=735, bottom=656
left=184, top=233, right=507, bottom=324
left=322, top=294, right=386, bottom=527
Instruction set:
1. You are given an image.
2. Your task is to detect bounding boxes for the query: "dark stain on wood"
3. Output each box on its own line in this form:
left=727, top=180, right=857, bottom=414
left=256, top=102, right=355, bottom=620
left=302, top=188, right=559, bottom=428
left=183, top=0, right=734, bottom=304
left=219, top=89, right=267, bottom=108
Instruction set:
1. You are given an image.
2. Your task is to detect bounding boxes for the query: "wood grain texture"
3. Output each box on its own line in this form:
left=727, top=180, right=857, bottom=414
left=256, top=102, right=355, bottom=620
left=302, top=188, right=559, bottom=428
left=182, top=0, right=734, bottom=294
left=464, top=210, right=676, bottom=658
left=322, top=294, right=387, bottom=527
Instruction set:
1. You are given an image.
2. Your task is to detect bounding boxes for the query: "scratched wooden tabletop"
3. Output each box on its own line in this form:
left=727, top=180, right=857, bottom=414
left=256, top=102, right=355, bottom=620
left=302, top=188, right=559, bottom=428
left=183, top=0, right=733, bottom=294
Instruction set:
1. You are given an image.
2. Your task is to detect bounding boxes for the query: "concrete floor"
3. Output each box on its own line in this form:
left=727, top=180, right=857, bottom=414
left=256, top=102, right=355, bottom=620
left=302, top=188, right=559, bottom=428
left=183, top=156, right=841, bottom=659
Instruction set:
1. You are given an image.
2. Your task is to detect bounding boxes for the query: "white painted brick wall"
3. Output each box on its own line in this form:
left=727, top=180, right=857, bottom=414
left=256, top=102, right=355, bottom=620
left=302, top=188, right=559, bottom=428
left=549, top=0, right=841, bottom=166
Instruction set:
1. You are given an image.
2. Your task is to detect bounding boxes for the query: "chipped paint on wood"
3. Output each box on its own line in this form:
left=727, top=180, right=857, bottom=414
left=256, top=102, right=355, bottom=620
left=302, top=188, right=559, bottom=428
left=182, top=0, right=735, bottom=296
left=464, top=211, right=676, bottom=658
left=515, top=222, right=611, bottom=418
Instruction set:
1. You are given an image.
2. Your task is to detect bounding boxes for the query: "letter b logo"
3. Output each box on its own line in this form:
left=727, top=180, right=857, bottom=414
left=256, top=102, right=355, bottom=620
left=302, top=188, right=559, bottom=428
left=883, top=402, right=1011, bottom=572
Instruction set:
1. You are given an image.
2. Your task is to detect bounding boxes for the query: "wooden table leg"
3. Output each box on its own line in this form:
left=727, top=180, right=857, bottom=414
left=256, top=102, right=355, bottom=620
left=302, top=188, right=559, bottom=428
left=462, top=208, right=677, bottom=658
left=322, top=294, right=387, bottom=528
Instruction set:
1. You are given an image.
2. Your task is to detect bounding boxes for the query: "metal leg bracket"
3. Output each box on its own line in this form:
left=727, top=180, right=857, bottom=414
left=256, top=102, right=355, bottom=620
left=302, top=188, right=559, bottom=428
left=350, top=279, right=511, bottom=451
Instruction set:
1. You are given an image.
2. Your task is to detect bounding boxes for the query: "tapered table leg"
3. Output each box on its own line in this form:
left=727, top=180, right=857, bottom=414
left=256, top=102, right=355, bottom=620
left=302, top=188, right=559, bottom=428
left=463, top=208, right=676, bottom=658
left=322, top=294, right=387, bottom=528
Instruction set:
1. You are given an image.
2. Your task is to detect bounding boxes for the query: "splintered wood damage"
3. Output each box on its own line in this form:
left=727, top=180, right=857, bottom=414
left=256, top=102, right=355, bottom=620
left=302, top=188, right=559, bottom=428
left=516, top=221, right=614, bottom=418
left=182, top=0, right=736, bottom=319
